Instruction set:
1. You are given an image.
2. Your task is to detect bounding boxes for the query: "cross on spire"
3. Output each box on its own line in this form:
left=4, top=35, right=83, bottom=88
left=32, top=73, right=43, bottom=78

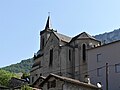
left=48, top=12, right=50, bottom=17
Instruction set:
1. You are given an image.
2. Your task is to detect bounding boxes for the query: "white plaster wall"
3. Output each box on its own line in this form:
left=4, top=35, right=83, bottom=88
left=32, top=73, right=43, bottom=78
left=88, top=41, right=120, bottom=90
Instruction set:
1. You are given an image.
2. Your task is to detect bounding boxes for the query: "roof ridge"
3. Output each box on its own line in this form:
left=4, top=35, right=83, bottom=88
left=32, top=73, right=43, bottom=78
left=70, top=32, right=98, bottom=42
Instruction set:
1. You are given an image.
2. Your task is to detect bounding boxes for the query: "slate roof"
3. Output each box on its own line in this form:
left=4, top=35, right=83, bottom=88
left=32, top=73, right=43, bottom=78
left=40, top=73, right=99, bottom=89
left=32, top=59, right=41, bottom=68
left=9, top=77, right=28, bottom=88
left=42, top=16, right=99, bottom=43
left=70, top=32, right=99, bottom=42
left=54, top=32, right=72, bottom=42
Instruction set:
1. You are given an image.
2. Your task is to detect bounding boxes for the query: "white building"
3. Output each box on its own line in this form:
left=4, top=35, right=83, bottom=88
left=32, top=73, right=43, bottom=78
left=88, top=40, right=120, bottom=90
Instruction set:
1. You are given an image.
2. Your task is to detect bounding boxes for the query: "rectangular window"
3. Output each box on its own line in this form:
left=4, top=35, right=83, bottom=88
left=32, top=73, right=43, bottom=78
left=97, top=54, right=102, bottom=62
left=32, top=76, right=34, bottom=83
left=82, top=44, right=86, bottom=62
left=39, top=61, right=41, bottom=67
left=97, top=68, right=102, bottom=76
left=69, top=49, right=71, bottom=61
left=42, top=38, right=44, bottom=48
left=49, top=49, right=53, bottom=66
left=115, top=64, right=120, bottom=73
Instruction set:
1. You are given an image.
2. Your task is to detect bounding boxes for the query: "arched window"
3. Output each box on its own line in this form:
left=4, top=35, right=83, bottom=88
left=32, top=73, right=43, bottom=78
left=82, top=44, right=86, bottom=62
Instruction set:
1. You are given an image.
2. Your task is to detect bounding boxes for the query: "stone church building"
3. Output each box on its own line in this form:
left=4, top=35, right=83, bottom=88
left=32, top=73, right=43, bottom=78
left=30, top=16, right=101, bottom=89
left=30, top=16, right=120, bottom=90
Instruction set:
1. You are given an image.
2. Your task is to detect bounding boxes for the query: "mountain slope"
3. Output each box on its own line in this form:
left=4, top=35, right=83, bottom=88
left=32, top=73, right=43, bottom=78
left=1, top=58, right=33, bottom=73
left=94, top=28, right=120, bottom=44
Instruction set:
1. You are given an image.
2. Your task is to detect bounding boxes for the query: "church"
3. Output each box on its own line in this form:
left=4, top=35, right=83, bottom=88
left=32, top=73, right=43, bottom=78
left=30, top=16, right=120, bottom=90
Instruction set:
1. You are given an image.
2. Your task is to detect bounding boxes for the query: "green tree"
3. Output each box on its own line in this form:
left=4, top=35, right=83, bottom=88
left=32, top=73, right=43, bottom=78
left=21, top=85, right=32, bottom=90
left=21, top=73, right=30, bottom=83
left=0, top=69, right=18, bottom=86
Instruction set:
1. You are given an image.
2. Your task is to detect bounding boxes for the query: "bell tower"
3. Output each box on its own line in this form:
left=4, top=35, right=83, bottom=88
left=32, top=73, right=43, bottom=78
left=40, top=16, right=54, bottom=50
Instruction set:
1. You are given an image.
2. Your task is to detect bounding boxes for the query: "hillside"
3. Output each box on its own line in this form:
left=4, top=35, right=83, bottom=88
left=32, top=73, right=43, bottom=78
left=94, top=28, right=120, bottom=44
left=1, top=58, right=33, bottom=73
left=1, top=28, right=120, bottom=73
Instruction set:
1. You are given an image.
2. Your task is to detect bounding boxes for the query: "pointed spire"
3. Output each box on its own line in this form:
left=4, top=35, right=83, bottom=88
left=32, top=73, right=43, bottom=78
left=45, top=15, right=50, bottom=30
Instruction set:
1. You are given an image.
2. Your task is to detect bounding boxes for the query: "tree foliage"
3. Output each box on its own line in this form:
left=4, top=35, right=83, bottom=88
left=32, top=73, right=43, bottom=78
left=0, top=69, right=18, bottom=86
left=21, top=85, right=32, bottom=90
left=21, top=73, right=30, bottom=83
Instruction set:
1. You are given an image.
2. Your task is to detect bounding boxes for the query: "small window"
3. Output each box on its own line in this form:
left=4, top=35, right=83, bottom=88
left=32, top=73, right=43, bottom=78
left=42, top=38, right=44, bottom=48
left=97, top=68, right=102, bottom=76
left=41, top=37, right=45, bottom=49
left=115, top=64, right=120, bottom=73
left=97, top=54, right=102, bottom=62
left=32, top=77, right=34, bottom=83
left=49, top=49, right=53, bottom=66
left=69, top=49, right=71, bottom=61
left=39, top=61, right=41, bottom=67
left=47, top=80, right=56, bottom=89
left=36, top=74, right=38, bottom=77
left=40, top=73, right=42, bottom=76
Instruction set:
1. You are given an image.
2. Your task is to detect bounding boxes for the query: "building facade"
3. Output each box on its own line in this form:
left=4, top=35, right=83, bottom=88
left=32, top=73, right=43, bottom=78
left=31, top=16, right=120, bottom=90
left=30, top=16, right=100, bottom=85
left=87, top=40, right=120, bottom=90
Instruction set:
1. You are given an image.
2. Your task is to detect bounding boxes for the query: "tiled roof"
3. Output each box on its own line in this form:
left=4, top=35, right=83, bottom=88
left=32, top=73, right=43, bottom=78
left=40, top=73, right=98, bottom=89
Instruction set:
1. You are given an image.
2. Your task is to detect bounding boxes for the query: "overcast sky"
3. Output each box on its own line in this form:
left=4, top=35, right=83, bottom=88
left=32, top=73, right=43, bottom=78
left=0, top=0, right=120, bottom=67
